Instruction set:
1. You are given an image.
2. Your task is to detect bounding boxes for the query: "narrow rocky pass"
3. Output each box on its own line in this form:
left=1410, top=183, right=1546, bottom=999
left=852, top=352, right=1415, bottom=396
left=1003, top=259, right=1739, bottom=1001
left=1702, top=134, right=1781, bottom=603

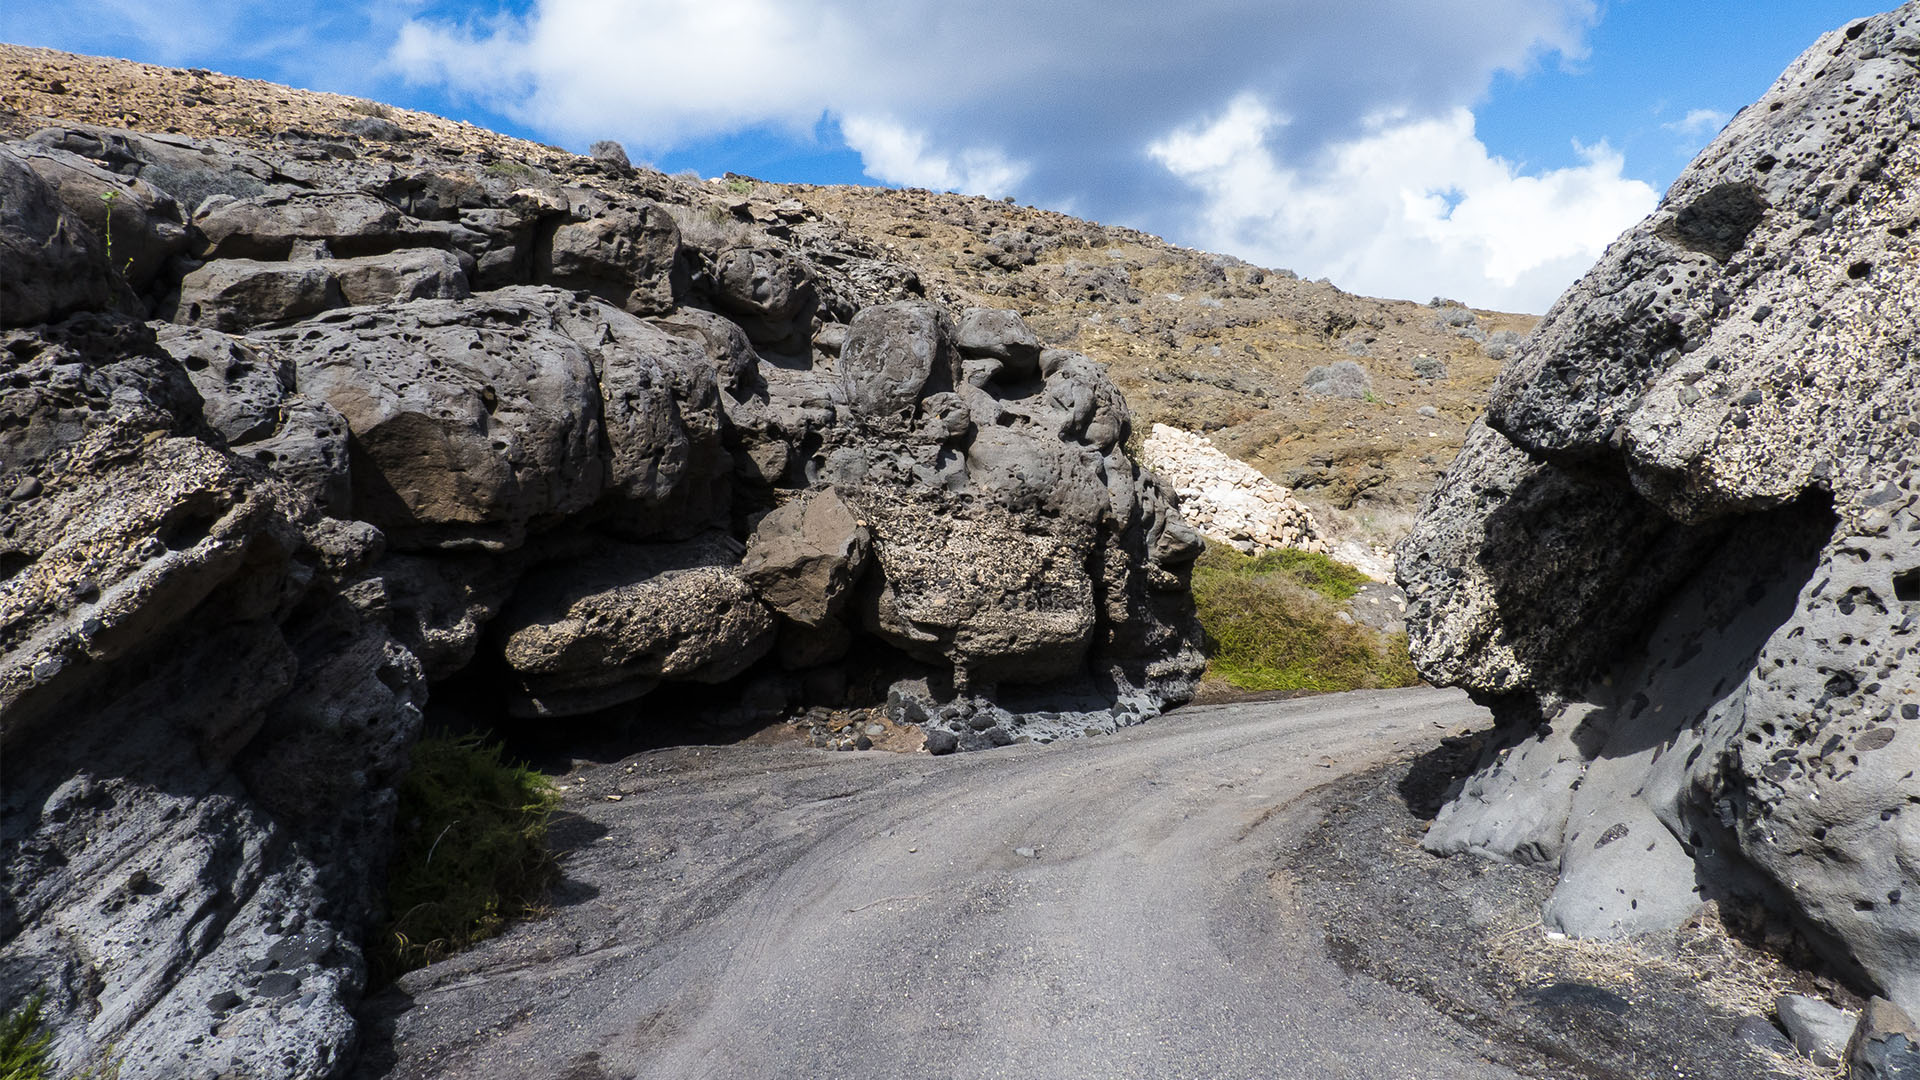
left=355, top=688, right=1524, bottom=1080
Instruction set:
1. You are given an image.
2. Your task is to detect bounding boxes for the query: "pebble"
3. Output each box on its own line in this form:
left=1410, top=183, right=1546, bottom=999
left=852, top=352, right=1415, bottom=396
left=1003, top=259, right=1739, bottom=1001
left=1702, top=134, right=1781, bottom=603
left=1014, top=847, right=1037, bottom=859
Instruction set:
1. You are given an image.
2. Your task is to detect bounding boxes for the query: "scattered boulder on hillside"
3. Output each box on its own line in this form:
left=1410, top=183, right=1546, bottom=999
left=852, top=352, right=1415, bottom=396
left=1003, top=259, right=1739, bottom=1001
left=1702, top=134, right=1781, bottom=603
left=1301, top=359, right=1372, bottom=399
left=1398, top=3, right=1920, bottom=1018
left=0, top=105, right=1205, bottom=1076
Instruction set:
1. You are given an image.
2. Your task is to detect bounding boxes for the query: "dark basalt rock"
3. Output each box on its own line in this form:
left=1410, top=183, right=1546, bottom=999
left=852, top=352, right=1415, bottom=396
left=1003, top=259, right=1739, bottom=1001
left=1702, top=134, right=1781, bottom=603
left=0, top=100, right=1204, bottom=1077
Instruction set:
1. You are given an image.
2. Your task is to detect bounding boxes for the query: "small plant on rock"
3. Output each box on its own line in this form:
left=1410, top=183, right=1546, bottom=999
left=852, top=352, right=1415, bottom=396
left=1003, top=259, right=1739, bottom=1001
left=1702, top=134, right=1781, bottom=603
left=95, top=191, right=132, bottom=278
left=0, top=993, right=121, bottom=1080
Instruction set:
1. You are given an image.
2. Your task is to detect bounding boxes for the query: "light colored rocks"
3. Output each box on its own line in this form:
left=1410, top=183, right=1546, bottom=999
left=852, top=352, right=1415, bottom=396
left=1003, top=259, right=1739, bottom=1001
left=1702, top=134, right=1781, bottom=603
left=1400, top=2, right=1920, bottom=1019
left=1139, top=423, right=1327, bottom=557
left=1777, top=994, right=1856, bottom=1066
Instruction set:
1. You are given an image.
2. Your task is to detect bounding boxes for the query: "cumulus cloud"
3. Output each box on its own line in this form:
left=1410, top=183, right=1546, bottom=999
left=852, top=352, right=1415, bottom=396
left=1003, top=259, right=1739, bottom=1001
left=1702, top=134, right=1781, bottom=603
left=1149, top=97, right=1658, bottom=312
left=380, top=0, right=1616, bottom=307
left=18, top=0, right=1644, bottom=309
left=839, top=116, right=1028, bottom=196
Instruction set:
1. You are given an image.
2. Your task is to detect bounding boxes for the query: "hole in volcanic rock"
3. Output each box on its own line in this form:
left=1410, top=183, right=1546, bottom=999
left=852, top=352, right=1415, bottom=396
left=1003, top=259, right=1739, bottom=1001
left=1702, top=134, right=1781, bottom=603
left=1895, top=568, right=1920, bottom=603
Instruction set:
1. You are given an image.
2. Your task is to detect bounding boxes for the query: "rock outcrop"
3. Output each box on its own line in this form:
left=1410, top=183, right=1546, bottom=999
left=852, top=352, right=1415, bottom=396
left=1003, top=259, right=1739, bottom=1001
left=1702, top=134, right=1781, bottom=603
left=0, top=106, right=1202, bottom=1076
left=1399, top=3, right=1920, bottom=1015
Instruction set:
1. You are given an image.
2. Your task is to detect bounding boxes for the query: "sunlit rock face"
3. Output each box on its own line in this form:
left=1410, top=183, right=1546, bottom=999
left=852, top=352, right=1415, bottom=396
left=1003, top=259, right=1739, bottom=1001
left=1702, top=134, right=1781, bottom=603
left=0, top=111, right=1202, bottom=1076
left=1400, top=2, right=1920, bottom=1011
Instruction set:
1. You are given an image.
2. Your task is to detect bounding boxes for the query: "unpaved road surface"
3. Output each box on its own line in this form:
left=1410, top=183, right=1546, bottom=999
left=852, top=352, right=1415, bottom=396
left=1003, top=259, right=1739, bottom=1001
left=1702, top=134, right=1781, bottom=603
left=357, top=687, right=1523, bottom=1080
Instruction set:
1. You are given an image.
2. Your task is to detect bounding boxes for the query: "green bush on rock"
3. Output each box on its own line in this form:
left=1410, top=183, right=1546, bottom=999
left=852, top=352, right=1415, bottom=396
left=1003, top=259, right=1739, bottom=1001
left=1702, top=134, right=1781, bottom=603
left=0, top=993, right=120, bottom=1080
left=1192, top=543, right=1420, bottom=694
left=373, top=734, right=560, bottom=985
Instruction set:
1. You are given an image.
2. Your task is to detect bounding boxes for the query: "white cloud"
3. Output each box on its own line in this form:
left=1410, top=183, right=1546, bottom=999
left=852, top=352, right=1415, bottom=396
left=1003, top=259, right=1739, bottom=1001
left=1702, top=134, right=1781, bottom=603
left=1664, top=108, right=1731, bottom=135
left=378, top=0, right=1617, bottom=306
left=840, top=116, right=1028, bottom=196
left=24, top=0, right=1633, bottom=309
left=1149, top=97, right=1658, bottom=312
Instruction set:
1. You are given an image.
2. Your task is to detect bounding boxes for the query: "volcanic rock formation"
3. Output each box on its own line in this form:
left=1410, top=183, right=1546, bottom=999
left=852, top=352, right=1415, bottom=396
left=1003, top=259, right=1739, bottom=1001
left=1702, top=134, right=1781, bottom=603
left=0, top=111, right=1201, bottom=1075
left=1399, top=3, right=1920, bottom=1014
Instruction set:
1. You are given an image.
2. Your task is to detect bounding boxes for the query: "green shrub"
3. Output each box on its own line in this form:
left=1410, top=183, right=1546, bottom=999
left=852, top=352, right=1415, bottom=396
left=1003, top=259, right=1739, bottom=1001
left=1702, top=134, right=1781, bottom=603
left=0, top=993, right=119, bottom=1080
left=1192, top=542, right=1420, bottom=693
left=372, top=734, right=559, bottom=985
left=0, top=994, right=53, bottom=1080
left=1195, top=543, right=1371, bottom=602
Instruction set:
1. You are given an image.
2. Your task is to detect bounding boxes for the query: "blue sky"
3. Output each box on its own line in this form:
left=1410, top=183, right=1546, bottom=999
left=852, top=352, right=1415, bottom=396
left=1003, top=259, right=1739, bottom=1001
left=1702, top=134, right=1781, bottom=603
left=2, top=0, right=1887, bottom=311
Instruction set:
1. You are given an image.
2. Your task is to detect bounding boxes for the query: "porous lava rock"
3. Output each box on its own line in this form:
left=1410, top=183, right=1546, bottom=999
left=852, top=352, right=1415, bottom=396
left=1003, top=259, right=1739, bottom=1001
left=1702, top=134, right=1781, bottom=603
left=0, top=92, right=1203, bottom=1076
left=1398, top=3, right=1920, bottom=1016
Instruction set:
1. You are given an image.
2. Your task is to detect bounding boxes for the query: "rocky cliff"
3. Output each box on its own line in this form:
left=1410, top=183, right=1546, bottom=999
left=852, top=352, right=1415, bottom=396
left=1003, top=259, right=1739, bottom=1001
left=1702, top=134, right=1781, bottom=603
left=1399, top=3, right=1920, bottom=1015
left=0, top=69, right=1204, bottom=1078
left=0, top=43, right=1537, bottom=549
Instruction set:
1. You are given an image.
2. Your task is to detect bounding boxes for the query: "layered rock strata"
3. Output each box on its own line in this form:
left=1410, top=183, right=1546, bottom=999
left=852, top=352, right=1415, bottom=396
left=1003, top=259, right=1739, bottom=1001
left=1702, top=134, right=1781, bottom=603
left=1399, top=4, right=1920, bottom=1014
left=0, top=114, right=1202, bottom=1076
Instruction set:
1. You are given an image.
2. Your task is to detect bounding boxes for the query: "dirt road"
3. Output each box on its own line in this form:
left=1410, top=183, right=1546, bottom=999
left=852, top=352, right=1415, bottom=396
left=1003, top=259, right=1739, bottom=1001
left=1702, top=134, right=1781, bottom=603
left=357, top=687, right=1523, bottom=1080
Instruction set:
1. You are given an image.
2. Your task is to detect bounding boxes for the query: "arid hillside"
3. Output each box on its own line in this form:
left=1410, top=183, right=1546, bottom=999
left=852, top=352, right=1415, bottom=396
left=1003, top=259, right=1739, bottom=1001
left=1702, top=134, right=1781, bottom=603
left=0, top=42, right=1535, bottom=542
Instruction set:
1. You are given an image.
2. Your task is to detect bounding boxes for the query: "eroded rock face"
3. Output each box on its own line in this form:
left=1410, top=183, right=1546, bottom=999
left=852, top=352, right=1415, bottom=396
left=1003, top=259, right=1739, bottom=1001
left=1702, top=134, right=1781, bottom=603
left=1399, top=3, right=1920, bottom=1014
left=1, top=107, right=1204, bottom=1077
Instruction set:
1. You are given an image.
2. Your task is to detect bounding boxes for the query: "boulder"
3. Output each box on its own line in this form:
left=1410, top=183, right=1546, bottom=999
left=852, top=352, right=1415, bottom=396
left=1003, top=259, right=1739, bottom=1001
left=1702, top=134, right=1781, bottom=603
left=838, top=300, right=961, bottom=427
left=494, top=534, right=776, bottom=717
left=192, top=189, right=410, bottom=261
left=239, top=396, right=354, bottom=516
left=740, top=488, right=871, bottom=626
left=651, top=306, right=762, bottom=399
left=195, top=191, right=406, bottom=260
left=1777, top=994, right=1857, bottom=1067
left=712, top=245, right=815, bottom=346
left=550, top=302, right=730, bottom=539
left=0, top=145, right=126, bottom=327
left=854, top=489, right=1097, bottom=688
left=155, top=325, right=294, bottom=444
left=1399, top=3, right=1920, bottom=1016
left=174, top=257, right=343, bottom=331
left=536, top=203, right=683, bottom=316
left=955, top=306, right=1042, bottom=380
left=16, top=143, right=191, bottom=292
left=1848, top=998, right=1920, bottom=1080
left=331, top=246, right=469, bottom=306
left=254, top=288, right=607, bottom=550
left=26, top=123, right=279, bottom=212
